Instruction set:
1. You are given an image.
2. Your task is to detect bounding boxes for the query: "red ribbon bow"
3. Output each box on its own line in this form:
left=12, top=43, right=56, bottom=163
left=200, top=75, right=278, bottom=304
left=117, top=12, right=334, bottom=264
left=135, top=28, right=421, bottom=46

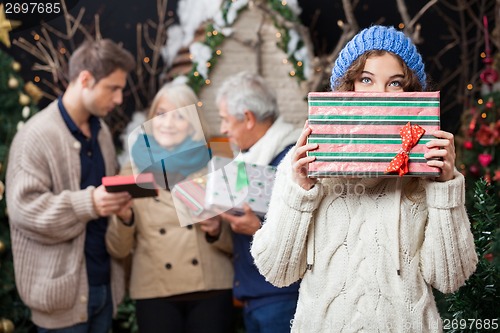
left=385, top=122, right=425, bottom=176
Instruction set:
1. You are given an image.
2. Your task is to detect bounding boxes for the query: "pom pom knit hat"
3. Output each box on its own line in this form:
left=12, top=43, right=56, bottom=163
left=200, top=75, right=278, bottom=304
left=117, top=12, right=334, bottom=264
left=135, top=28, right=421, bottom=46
left=330, top=25, right=427, bottom=90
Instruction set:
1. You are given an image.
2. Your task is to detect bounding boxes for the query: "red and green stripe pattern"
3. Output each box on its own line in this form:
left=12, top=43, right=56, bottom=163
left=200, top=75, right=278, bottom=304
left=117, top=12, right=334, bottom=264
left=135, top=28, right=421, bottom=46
left=172, top=180, right=206, bottom=216
left=307, top=91, right=441, bottom=177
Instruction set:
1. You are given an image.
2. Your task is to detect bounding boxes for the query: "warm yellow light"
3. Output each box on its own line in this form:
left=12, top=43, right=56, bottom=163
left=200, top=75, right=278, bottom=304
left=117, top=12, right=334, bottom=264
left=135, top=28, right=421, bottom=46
left=213, top=30, right=218, bottom=36
left=216, top=50, right=222, bottom=55
left=398, top=23, right=405, bottom=29
left=290, top=71, right=296, bottom=76
left=197, top=101, right=203, bottom=107
left=189, top=54, right=194, bottom=60
left=276, top=32, right=281, bottom=38
left=206, top=62, right=211, bottom=68
left=281, top=0, right=287, bottom=6
left=59, top=47, right=66, bottom=54
left=297, top=61, right=303, bottom=67
left=194, top=71, right=199, bottom=77
left=34, top=34, right=40, bottom=41
left=478, top=99, right=484, bottom=105
left=207, top=31, right=212, bottom=37
left=143, top=57, right=150, bottom=63
left=467, top=84, right=473, bottom=90
left=34, top=76, right=40, bottom=82
left=282, top=59, right=288, bottom=64
left=205, top=79, right=211, bottom=85
left=480, top=52, right=486, bottom=59
left=481, top=113, right=487, bottom=118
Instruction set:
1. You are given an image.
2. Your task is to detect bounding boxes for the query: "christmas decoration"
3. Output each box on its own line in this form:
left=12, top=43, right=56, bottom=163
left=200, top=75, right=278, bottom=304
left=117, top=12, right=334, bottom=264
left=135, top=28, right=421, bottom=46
left=449, top=14, right=500, bottom=331
left=442, top=180, right=500, bottom=332
left=7, top=76, right=18, bottom=89
left=11, top=61, right=20, bottom=72
left=0, top=49, right=38, bottom=332
left=18, top=93, right=30, bottom=106
left=458, top=18, right=500, bottom=199
left=0, top=318, right=14, bottom=333
left=167, top=0, right=309, bottom=93
left=0, top=4, right=21, bottom=48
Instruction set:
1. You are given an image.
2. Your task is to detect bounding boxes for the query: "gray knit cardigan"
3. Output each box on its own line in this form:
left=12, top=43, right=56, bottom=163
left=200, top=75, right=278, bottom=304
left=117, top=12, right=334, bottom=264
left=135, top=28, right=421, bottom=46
left=6, top=101, right=125, bottom=329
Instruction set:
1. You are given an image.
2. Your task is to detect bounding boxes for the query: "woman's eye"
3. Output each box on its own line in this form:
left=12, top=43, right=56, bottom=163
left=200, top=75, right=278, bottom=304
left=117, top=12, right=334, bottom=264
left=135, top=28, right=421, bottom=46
left=389, top=81, right=402, bottom=87
left=360, top=77, right=371, bottom=84
left=173, top=113, right=185, bottom=120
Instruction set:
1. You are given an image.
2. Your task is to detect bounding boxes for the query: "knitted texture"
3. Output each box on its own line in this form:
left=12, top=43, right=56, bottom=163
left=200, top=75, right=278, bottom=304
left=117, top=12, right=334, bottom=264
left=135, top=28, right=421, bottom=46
left=251, top=150, right=478, bottom=333
left=330, top=25, right=427, bottom=90
left=6, top=101, right=125, bottom=329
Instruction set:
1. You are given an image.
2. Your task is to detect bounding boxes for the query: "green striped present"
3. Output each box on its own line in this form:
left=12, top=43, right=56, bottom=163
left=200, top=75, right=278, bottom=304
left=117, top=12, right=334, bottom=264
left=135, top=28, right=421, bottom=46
left=307, top=91, right=441, bottom=177
left=171, top=178, right=206, bottom=217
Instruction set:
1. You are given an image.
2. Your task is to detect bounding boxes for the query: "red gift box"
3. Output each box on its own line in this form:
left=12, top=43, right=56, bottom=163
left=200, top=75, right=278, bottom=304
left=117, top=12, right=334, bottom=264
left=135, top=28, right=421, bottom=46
left=102, top=173, right=158, bottom=198
left=307, top=91, right=441, bottom=177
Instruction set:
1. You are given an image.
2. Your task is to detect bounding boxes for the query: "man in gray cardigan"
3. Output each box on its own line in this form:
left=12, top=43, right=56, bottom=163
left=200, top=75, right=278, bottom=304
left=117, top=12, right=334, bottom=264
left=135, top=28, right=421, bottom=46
left=6, top=39, right=135, bottom=332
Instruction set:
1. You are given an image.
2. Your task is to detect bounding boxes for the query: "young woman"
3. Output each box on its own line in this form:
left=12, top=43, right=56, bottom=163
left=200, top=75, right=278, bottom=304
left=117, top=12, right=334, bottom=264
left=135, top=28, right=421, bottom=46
left=107, top=83, right=234, bottom=333
left=251, top=25, right=477, bottom=333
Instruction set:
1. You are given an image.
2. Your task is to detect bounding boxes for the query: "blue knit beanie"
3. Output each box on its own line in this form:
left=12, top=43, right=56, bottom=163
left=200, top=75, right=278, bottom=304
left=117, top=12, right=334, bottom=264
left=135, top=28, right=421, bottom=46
left=330, top=25, right=427, bottom=90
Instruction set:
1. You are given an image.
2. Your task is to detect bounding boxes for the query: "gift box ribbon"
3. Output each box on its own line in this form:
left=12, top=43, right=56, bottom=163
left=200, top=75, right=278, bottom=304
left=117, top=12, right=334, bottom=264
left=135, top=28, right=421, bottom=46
left=236, top=161, right=249, bottom=191
left=385, top=122, right=426, bottom=176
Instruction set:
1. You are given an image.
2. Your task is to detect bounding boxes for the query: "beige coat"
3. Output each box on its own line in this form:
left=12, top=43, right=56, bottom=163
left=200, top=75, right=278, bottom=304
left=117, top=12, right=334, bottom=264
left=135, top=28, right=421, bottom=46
left=106, top=164, right=234, bottom=299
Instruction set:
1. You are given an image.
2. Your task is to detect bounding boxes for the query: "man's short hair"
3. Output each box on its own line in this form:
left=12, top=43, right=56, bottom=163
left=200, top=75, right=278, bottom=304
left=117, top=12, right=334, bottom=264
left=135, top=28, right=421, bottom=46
left=68, top=39, right=135, bottom=83
left=216, top=71, right=279, bottom=122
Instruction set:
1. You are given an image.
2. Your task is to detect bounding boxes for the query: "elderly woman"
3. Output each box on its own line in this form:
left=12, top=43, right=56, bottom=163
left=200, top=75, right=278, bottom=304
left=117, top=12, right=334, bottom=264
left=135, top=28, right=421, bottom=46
left=106, top=82, right=234, bottom=333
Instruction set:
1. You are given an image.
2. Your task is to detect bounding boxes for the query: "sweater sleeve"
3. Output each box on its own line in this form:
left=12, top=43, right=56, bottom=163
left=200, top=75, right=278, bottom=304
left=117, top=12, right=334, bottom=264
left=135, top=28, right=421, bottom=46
left=251, top=149, right=322, bottom=287
left=420, top=170, right=478, bottom=293
left=6, top=138, right=98, bottom=245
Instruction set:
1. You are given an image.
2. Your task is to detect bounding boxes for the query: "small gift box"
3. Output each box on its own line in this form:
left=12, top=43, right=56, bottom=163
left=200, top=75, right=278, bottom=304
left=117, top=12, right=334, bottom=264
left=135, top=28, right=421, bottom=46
left=171, top=178, right=206, bottom=217
left=205, top=156, right=277, bottom=216
left=102, top=173, right=158, bottom=198
left=307, top=91, right=441, bottom=177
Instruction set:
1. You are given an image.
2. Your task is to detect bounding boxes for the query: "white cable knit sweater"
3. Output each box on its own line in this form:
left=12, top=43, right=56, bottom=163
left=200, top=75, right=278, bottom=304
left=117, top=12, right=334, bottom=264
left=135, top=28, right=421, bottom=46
left=251, top=149, right=478, bottom=333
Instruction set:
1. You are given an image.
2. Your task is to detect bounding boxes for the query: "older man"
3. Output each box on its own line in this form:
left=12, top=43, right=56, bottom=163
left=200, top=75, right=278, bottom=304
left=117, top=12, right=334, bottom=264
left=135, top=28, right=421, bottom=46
left=209, top=71, right=302, bottom=333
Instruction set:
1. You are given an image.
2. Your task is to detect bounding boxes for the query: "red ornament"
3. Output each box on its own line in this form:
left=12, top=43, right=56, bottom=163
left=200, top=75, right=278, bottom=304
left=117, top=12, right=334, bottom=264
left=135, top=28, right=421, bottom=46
left=484, top=171, right=492, bottom=184
left=480, top=68, right=499, bottom=85
left=485, top=99, right=495, bottom=109
left=464, top=141, right=473, bottom=150
left=469, top=165, right=480, bottom=176
left=493, top=169, right=500, bottom=181
left=476, top=124, right=495, bottom=146
left=484, top=253, right=494, bottom=262
left=479, top=153, right=493, bottom=167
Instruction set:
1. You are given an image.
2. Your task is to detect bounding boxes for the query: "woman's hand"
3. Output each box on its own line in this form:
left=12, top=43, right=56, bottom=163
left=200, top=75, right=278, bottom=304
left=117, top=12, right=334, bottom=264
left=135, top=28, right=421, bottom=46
left=292, top=121, right=318, bottom=190
left=424, top=130, right=456, bottom=182
left=199, top=216, right=222, bottom=237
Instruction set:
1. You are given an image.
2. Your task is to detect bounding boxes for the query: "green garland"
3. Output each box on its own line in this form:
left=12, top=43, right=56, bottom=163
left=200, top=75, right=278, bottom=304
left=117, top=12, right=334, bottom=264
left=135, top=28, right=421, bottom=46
left=186, top=0, right=307, bottom=93
left=269, top=0, right=306, bottom=82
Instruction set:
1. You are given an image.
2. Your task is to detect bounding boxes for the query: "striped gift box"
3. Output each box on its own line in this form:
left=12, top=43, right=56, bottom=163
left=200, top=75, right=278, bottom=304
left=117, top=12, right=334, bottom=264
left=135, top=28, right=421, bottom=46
left=307, top=91, right=441, bottom=177
left=171, top=179, right=206, bottom=217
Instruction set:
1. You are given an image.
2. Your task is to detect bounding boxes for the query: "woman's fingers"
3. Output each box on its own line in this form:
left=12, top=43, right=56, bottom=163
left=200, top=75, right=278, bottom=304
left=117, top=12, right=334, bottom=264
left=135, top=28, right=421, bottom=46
left=425, top=130, right=456, bottom=182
